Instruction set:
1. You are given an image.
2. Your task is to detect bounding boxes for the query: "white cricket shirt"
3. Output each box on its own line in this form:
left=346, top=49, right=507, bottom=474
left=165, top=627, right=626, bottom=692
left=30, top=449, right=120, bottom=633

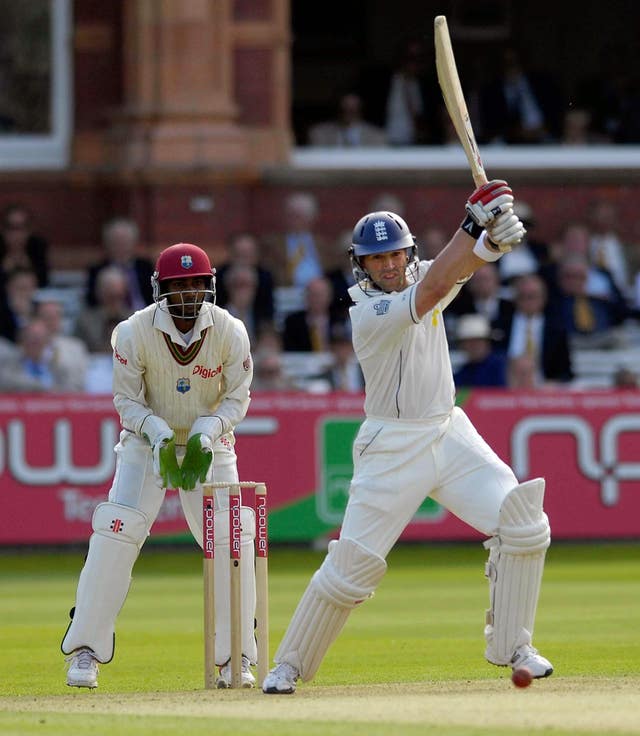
left=348, top=260, right=462, bottom=421
left=111, top=301, right=252, bottom=445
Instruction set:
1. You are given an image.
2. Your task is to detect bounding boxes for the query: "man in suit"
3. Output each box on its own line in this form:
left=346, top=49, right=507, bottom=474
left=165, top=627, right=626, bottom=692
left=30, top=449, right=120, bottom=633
left=282, top=276, right=346, bottom=352
left=453, top=314, right=508, bottom=388
left=0, top=203, right=50, bottom=290
left=550, top=254, right=628, bottom=338
left=263, top=192, right=334, bottom=288
left=86, top=217, right=154, bottom=309
left=0, top=267, right=38, bottom=342
left=446, top=262, right=513, bottom=347
left=504, top=274, right=572, bottom=383
left=215, top=232, right=275, bottom=330
left=308, top=93, right=387, bottom=147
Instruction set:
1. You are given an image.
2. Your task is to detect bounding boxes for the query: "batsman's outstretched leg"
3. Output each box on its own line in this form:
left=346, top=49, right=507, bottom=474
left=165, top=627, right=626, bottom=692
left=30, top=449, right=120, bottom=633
left=263, top=537, right=386, bottom=694
left=484, top=478, right=553, bottom=678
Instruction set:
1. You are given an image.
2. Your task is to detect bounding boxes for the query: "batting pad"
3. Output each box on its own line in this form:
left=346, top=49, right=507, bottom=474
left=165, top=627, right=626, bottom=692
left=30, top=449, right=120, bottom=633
left=275, top=538, right=386, bottom=681
left=484, top=478, right=551, bottom=665
left=213, top=507, right=258, bottom=664
left=61, top=503, right=149, bottom=662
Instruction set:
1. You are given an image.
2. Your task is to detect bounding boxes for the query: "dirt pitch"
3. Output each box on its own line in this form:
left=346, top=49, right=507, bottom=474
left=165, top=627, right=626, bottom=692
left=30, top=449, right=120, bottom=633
left=2, top=677, right=639, bottom=735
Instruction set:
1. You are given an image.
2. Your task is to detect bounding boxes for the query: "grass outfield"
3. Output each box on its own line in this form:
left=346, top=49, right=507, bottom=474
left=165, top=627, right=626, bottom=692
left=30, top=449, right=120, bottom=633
left=0, top=542, right=639, bottom=735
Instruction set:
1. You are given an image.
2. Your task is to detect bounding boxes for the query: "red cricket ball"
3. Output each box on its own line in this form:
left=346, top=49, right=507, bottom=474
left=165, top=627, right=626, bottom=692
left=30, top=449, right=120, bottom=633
left=511, top=667, right=533, bottom=688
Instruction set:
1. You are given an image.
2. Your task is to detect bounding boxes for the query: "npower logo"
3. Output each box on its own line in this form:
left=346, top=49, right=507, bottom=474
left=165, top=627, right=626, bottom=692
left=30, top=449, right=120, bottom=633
left=0, top=418, right=118, bottom=484
left=511, top=414, right=640, bottom=507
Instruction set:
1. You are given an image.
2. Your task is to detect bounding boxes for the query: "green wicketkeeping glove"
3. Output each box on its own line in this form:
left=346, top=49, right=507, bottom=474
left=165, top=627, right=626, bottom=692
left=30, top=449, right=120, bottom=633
left=155, top=435, right=183, bottom=489
left=181, top=433, right=213, bottom=491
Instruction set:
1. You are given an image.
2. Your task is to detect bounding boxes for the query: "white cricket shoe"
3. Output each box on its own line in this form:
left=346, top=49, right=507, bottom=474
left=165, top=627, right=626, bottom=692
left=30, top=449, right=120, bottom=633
left=262, top=662, right=299, bottom=694
left=510, top=644, right=553, bottom=678
left=66, top=647, right=99, bottom=689
left=216, top=655, right=256, bottom=689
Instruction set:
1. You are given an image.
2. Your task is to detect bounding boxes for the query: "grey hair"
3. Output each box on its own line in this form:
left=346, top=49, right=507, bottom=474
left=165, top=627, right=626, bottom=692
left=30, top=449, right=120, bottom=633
left=102, top=217, right=139, bottom=244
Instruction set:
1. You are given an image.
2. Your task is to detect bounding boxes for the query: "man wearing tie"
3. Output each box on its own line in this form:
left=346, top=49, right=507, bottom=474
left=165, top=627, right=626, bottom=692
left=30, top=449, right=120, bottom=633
left=505, top=274, right=572, bottom=383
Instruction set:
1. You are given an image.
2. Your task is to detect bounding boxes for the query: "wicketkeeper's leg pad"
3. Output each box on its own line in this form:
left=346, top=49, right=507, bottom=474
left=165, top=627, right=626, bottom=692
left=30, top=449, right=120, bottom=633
left=274, top=537, right=387, bottom=681
left=61, top=502, right=149, bottom=662
left=484, top=478, right=551, bottom=665
left=213, top=507, right=258, bottom=665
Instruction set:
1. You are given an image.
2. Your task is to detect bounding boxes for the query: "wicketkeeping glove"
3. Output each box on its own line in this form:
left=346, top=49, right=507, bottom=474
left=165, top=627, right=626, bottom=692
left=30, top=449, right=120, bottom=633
left=152, top=434, right=183, bottom=489
left=181, top=433, right=213, bottom=491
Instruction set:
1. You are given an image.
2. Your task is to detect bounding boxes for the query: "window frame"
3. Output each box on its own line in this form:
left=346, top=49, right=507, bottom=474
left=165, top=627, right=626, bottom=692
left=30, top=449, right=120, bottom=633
left=0, top=0, right=72, bottom=171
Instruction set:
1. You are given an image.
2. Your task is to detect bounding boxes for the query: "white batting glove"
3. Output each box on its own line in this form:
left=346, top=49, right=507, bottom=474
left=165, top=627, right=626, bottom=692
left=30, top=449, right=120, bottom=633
left=465, top=179, right=514, bottom=227
left=485, top=209, right=526, bottom=253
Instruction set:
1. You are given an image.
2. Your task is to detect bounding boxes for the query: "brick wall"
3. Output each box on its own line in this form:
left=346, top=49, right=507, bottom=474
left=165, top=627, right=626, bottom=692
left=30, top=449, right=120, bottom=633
left=2, top=175, right=639, bottom=272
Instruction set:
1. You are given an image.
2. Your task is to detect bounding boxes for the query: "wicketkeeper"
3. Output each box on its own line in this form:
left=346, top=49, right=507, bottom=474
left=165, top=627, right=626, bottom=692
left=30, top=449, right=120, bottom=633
left=62, top=243, right=258, bottom=689
left=263, top=180, right=553, bottom=694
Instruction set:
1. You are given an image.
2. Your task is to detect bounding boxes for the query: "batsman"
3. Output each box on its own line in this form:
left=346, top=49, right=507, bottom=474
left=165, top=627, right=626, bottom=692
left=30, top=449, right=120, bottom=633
left=263, top=181, right=553, bottom=694
left=62, top=243, right=258, bottom=689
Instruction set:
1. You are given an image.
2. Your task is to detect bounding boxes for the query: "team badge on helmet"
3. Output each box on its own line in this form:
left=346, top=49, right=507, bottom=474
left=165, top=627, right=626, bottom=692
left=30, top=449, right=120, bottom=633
left=176, top=377, right=191, bottom=393
left=151, top=243, right=217, bottom=315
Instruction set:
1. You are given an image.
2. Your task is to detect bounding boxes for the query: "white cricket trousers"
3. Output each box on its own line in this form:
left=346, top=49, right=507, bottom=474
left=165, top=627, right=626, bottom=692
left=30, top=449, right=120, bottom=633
left=341, top=407, right=519, bottom=557
left=89, top=429, right=256, bottom=664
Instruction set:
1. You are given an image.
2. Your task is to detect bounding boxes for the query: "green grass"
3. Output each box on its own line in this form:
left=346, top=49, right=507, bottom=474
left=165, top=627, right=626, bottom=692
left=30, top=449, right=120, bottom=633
left=1, top=542, right=639, bottom=735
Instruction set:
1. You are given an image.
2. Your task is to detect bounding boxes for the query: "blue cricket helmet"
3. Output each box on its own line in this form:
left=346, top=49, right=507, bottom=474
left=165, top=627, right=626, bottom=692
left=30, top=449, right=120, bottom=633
left=349, top=211, right=418, bottom=293
left=351, top=211, right=415, bottom=256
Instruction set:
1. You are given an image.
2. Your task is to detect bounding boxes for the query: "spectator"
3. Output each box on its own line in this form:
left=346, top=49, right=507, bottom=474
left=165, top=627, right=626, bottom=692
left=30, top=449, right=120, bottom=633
left=86, top=217, right=153, bottom=309
left=368, top=192, right=406, bottom=217
left=588, top=199, right=631, bottom=296
left=550, top=254, right=628, bottom=338
left=613, top=366, right=638, bottom=389
left=0, top=267, right=38, bottom=342
left=321, top=323, right=364, bottom=392
left=0, top=203, right=49, bottom=289
left=0, top=318, right=85, bottom=392
left=308, top=93, right=386, bottom=147
left=264, top=192, right=332, bottom=288
left=252, top=348, right=296, bottom=392
left=542, top=221, right=627, bottom=308
left=220, top=264, right=264, bottom=346
left=384, top=38, right=430, bottom=145
left=497, top=201, right=550, bottom=287
left=479, top=47, right=562, bottom=144
left=504, top=274, right=572, bottom=383
left=215, top=232, right=275, bottom=328
left=282, top=276, right=347, bottom=353
left=324, top=229, right=356, bottom=321
left=74, top=266, right=131, bottom=353
left=453, top=314, right=508, bottom=388
left=419, top=225, right=448, bottom=260
left=561, top=108, right=597, bottom=145
left=34, top=300, right=89, bottom=391
left=507, top=354, right=538, bottom=389
left=447, top=263, right=513, bottom=347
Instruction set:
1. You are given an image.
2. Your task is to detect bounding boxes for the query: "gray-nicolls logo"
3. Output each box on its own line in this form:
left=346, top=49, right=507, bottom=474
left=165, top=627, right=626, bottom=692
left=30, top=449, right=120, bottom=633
left=373, top=221, right=388, bottom=241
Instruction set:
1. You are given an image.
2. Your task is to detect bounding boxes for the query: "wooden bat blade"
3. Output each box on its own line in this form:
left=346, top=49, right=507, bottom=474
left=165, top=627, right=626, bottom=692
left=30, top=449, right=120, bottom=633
left=434, top=15, right=487, bottom=186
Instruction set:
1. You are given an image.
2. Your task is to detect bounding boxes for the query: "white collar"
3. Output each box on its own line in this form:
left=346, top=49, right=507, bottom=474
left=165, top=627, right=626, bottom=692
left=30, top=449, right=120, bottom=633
left=153, top=301, right=215, bottom=346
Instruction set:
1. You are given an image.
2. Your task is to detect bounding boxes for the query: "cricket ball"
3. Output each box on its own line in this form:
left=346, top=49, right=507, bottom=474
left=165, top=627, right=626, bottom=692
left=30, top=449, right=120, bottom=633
left=511, top=667, right=533, bottom=688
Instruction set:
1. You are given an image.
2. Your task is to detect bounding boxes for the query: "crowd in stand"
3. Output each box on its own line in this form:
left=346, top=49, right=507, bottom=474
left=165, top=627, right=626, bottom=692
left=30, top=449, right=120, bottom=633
left=1, top=191, right=639, bottom=396
left=304, top=39, right=640, bottom=147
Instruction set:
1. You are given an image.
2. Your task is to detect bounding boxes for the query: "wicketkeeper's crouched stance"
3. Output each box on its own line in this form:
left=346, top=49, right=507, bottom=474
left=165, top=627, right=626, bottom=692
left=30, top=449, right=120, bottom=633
left=263, top=181, right=553, bottom=694
left=61, top=243, right=257, bottom=689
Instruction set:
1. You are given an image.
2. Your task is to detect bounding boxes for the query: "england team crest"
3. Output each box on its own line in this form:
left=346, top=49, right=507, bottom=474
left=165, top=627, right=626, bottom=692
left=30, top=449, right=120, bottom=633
left=176, top=377, right=191, bottom=393
left=181, top=254, right=193, bottom=269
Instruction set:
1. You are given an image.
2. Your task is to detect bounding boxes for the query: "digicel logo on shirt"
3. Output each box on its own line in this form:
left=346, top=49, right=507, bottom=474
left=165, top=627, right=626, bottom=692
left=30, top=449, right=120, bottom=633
left=193, top=364, right=222, bottom=379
